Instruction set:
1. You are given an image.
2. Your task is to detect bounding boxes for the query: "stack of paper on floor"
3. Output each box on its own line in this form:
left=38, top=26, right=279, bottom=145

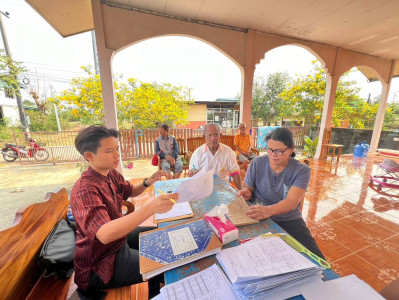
left=227, top=196, right=259, bottom=226
left=139, top=218, right=222, bottom=280
left=216, top=236, right=324, bottom=299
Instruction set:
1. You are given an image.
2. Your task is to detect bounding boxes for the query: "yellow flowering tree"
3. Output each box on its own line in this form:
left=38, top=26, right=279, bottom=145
left=50, top=66, right=192, bottom=128
left=279, top=61, right=380, bottom=128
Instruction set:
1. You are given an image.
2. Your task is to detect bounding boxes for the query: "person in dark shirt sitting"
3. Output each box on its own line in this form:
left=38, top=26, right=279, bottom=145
left=70, top=125, right=178, bottom=299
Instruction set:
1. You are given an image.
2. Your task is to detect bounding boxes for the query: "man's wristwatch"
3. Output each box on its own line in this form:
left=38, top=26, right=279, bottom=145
left=143, top=178, right=151, bottom=187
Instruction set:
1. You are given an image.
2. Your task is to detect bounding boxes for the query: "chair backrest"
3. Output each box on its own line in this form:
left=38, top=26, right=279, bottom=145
left=322, top=128, right=332, bottom=144
left=220, top=135, right=235, bottom=150
left=187, top=137, right=205, bottom=153
left=176, top=138, right=187, bottom=155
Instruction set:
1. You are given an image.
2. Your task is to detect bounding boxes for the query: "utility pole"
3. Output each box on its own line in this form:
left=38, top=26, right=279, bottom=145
left=0, top=11, right=29, bottom=134
left=91, top=31, right=100, bottom=74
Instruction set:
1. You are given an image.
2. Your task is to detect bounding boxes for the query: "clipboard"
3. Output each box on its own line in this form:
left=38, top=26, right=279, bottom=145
left=153, top=202, right=194, bottom=223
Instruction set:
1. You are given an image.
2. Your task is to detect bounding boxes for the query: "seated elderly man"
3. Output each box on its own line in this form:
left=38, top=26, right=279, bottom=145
left=155, top=123, right=183, bottom=179
left=234, top=122, right=257, bottom=171
left=189, top=123, right=242, bottom=189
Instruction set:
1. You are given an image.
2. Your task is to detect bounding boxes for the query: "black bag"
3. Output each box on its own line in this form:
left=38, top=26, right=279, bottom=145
left=38, top=219, right=76, bottom=278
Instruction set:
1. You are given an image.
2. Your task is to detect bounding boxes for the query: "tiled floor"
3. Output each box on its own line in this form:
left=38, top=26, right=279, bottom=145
left=302, top=153, right=399, bottom=292
left=129, top=154, right=399, bottom=292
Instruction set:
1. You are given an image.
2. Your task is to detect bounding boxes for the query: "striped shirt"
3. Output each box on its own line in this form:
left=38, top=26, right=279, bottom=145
left=70, top=167, right=132, bottom=290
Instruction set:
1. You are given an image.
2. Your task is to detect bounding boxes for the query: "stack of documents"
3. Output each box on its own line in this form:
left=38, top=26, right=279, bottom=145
left=216, top=237, right=324, bottom=299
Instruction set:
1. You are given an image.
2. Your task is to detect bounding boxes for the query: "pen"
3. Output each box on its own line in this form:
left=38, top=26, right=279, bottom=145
left=260, top=233, right=286, bottom=237
left=157, top=189, right=176, bottom=204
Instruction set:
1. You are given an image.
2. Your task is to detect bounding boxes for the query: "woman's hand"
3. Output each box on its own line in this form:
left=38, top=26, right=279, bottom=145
left=246, top=205, right=273, bottom=220
left=237, top=187, right=252, bottom=201
left=151, top=193, right=179, bottom=214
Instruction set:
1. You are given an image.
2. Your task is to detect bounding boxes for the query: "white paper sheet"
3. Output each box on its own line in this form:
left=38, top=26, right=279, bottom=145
left=155, top=202, right=193, bottom=221
left=177, top=169, right=214, bottom=202
left=300, top=274, right=385, bottom=300
left=160, top=264, right=240, bottom=300
left=168, top=227, right=198, bottom=256
left=217, top=237, right=319, bottom=283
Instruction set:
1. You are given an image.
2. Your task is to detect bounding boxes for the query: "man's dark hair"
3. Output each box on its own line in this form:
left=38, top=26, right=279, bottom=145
left=159, top=123, right=169, bottom=132
left=75, top=125, right=119, bottom=157
left=266, top=127, right=296, bottom=157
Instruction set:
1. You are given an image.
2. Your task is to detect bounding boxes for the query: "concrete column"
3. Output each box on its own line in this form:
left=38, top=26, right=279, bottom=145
left=91, top=0, right=118, bottom=130
left=369, top=82, right=391, bottom=152
left=92, top=0, right=122, bottom=173
left=240, top=65, right=255, bottom=127
left=314, top=73, right=339, bottom=159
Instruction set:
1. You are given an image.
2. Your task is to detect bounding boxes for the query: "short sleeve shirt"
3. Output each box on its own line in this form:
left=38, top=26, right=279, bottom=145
left=244, top=155, right=311, bottom=221
left=189, top=143, right=240, bottom=182
left=234, top=133, right=251, bottom=155
left=70, top=167, right=133, bottom=290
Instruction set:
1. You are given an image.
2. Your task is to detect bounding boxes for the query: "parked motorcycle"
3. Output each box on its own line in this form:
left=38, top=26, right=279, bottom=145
left=1, top=138, right=49, bottom=162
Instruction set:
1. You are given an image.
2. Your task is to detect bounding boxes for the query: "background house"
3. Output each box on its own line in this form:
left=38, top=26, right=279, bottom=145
left=183, top=98, right=240, bottom=129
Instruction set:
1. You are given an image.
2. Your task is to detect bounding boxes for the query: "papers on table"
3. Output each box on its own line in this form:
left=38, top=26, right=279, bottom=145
left=301, top=274, right=385, bottom=300
left=177, top=169, right=214, bottom=202
left=159, top=264, right=239, bottom=300
left=216, top=237, right=324, bottom=299
left=154, top=202, right=193, bottom=222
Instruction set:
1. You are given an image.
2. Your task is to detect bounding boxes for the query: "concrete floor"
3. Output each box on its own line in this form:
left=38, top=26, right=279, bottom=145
left=0, top=159, right=158, bottom=231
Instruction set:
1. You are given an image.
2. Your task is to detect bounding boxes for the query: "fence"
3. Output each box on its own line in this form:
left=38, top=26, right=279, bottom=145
left=251, top=126, right=310, bottom=150
left=4, top=126, right=310, bottom=165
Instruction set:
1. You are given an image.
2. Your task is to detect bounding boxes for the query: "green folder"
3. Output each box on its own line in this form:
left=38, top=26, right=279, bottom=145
left=281, top=234, right=331, bottom=269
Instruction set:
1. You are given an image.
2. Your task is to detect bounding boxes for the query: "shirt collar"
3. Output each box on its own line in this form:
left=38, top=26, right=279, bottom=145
left=160, top=135, right=169, bottom=140
left=88, top=166, right=110, bottom=181
left=204, top=143, right=222, bottom=152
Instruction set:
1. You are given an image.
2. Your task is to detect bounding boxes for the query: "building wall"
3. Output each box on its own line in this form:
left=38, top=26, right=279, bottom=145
left=182, top=104, right=207, bottom=129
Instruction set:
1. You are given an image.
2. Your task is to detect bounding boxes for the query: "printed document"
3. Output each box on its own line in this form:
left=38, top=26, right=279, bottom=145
left=217, top=237, right=319, bottom=283
left=177, top=169, right=214, bottom=202
left=155, top=202, right=193, bottom=221
left=160, top=264, right=239, bottom=300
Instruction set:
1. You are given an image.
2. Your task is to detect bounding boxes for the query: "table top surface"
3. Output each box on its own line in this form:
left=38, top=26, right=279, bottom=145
left=154, top=176, right=339, bottom=297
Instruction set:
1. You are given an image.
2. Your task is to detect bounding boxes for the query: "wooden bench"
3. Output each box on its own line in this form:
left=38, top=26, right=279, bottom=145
left=0, top=189, right=146, bottom=300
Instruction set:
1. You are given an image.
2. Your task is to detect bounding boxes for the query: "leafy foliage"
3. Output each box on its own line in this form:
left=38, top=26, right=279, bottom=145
left=0, top=50, right=26, bottom=96
left=251, top=72, right=291, bottom=125
left=303, top=135, right=319, bottom=158
left=50, top=66, right=192, bottom=128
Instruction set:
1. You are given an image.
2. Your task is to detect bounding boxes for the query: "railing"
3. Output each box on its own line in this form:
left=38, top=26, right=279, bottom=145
left=4, top=126, right=310, bottom=165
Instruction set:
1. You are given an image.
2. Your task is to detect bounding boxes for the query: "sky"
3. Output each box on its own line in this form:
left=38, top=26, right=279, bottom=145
left=1, top=0, right=398, bottom=103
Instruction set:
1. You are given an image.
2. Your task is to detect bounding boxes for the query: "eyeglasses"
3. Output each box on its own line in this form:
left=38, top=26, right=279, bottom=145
left=266, top=147, right=289, bottom=156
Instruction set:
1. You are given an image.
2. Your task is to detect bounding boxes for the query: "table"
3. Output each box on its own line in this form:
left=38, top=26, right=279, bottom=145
left=322, top=143, right=344, bottom=163
left=155, top=176, right=339, bottom=298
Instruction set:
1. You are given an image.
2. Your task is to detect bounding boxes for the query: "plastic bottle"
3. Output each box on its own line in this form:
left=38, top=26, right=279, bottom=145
left=67, top=205, right=75, bottom=222
left=362, top=141, right=369, bottom=157
left=353, top=144, right=364, bottom=158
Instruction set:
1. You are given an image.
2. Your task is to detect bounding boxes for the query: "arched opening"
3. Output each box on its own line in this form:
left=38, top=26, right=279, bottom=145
left=111, top=36, right=242, bottom=130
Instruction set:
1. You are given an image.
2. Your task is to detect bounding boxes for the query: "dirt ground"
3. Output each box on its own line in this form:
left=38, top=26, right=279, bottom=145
left=0, top=159, right=157, bottom=231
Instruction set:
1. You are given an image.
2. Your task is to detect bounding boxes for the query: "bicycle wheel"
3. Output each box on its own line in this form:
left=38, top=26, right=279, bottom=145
left=33, top=149, right=50, bottom=161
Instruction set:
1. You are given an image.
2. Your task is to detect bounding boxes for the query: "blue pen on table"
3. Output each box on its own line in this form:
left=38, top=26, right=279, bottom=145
left=157, top=189, right=176, bottom=204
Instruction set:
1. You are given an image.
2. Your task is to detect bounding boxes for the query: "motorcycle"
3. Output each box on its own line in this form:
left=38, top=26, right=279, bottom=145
left=1, top=138, right=49, bottom=162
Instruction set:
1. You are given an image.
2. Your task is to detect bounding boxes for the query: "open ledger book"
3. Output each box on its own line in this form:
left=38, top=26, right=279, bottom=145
left=139, top=218, right=222, bottom=280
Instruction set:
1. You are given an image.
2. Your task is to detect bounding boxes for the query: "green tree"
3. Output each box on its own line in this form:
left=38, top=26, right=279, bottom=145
left=251, top=72, right=291, bottom=125
left=280, top=61, right=377, bottom=128
left=50, top=66, right=192, bottom=128
left=0, top=50, right=26, bottom=96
